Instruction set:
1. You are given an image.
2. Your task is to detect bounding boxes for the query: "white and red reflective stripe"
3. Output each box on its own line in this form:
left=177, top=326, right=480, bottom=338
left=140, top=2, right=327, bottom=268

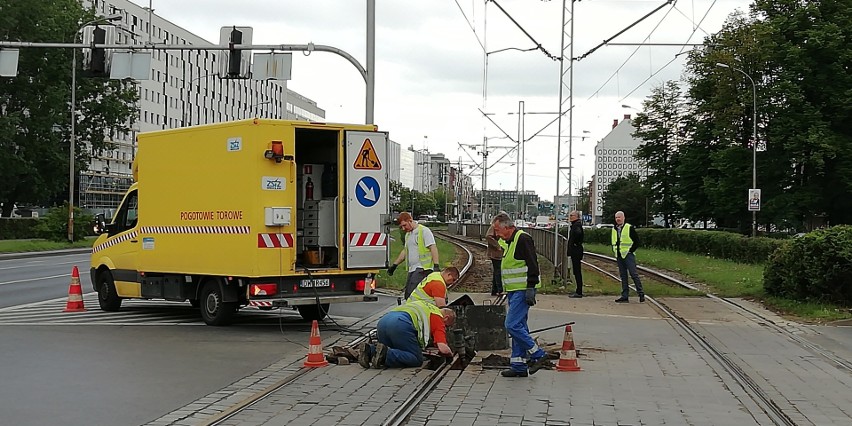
left=92, top=231, right=138, bottom=254
left=249, top=300, right=274, bottom=307
left=257, top=233, right=294, bottom=248
left=348, top=233, right=387, bottom=247
left=140, top=226, right=250, bottom=234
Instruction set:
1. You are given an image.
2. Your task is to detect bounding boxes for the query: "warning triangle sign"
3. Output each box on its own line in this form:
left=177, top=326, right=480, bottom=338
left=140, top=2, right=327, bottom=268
left=353, top=138, right=382, bottom=170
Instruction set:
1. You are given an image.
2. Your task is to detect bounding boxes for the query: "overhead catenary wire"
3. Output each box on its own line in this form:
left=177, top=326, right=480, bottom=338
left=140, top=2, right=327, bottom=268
left=487, top=0, right=560, bottom=61
left=586, top=2, right=678, bottom=100
left=619, top=0, right=720, bottom=100
left=574, top=0, right=676, bottom=61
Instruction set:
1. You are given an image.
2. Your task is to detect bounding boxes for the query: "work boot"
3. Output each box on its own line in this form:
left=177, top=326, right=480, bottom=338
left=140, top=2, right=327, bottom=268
left=501, top=369, right=529, bottom=378
left=371, top=343, right=388, bottom=369
left=358, top=342, right=373, bottom=369
left=528, top=354, right=548, bottom=375
left=569, top=293, right=583, bottom=298
left=639, top=295, right=645, bottom=302
left=615, top=297, right=628, bottom=303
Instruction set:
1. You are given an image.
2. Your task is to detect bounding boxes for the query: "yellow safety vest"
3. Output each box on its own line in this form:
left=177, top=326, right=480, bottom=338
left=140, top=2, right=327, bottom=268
left=611, top=223, right=634, bottom=258
left=501, top=230, right=541, bottom=292
left=405, top=224, right=434, bottom=270
left=407, top=271, right=446, bottom=305
left=392, top=300, right=443, bottom=348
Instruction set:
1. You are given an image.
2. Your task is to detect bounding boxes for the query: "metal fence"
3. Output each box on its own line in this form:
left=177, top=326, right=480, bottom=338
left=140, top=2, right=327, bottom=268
left=448, top=223, right=571, bottom=286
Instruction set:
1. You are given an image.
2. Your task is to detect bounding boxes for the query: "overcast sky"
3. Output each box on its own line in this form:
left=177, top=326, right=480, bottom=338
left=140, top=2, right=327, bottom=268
left=130, top=0, right=752, bottom=201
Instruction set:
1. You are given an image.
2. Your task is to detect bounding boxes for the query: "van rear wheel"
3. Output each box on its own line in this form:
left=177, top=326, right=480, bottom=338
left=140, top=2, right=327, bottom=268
left=96, top=270, right=122, bottom=312
left=297, top=304, right=329, bottom=321
left=200, top=280, right=236, bottom=326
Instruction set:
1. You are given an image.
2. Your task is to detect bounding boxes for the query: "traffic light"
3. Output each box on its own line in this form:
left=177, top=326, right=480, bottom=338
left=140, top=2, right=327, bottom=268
left=227, top=27, right=243, bottom=78
left=90, top=26, right=107, bottom=76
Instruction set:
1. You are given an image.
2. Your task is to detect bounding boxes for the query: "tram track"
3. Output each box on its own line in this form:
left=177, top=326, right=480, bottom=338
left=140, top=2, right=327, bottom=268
left=442, top=232, right=809, bottom=426
left=198, top=233, right=476, bottom=426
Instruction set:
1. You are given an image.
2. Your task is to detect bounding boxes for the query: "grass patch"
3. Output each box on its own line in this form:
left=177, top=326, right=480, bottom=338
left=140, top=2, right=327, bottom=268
left=583, top=243, right=852, bottom=323
left=584, top=243, right=763, bottom=297
left=0, top=238, right=95, bottom=253
left=376, top=230, right=456, bottom=292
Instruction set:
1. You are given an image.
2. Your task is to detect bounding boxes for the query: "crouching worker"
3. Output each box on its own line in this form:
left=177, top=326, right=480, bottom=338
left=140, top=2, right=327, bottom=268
left=359, top=300, right=455, bottom=369
left=407, top=267, right=460, bottom=307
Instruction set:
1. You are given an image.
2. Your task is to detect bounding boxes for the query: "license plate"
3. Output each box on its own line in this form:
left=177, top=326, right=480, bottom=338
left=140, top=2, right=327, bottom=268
left=299, top=278, right=330, bottom=288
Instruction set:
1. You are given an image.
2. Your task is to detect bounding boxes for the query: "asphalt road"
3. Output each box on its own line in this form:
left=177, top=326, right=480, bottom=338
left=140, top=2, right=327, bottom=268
left=0, top=252, right=91, bottom=308
left=0, top=251, right=396, bottom=426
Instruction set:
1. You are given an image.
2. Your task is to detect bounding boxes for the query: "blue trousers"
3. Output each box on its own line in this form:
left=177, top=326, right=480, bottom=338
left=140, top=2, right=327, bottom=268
left=505, top=290, right=545, bottom=372
left=616, top=252, right=644, bottom=299
left=377, top=311, right=424, bottom=368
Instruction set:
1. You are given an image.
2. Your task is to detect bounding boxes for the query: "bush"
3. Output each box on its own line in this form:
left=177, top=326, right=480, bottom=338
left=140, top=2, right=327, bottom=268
left=34, top=203, right=93, bottom=242
left=580, top=227, right=784, bottom=264
left=0, top=218, right=41, bottom=239
left=764, top=226, right=852, bottom=304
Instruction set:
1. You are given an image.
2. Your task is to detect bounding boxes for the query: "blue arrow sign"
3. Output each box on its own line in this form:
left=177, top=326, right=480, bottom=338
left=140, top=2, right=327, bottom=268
left=355, top=176, right=381, bottom=208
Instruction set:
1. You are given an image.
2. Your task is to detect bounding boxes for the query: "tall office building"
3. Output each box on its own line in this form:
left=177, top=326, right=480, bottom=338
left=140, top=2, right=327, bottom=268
left=592, top=115, right=647, bottom=224
left=78, top=0, right=325, bottom=212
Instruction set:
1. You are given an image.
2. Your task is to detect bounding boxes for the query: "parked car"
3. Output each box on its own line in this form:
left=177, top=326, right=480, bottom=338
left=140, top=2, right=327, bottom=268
left=595, top=223, right=614, bottom=229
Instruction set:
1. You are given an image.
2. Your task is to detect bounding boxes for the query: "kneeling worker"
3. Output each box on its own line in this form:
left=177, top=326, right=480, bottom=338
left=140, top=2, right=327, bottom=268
left=359, top=300, right=455, bottom=369
left=407, top=267, right=460, bottom=307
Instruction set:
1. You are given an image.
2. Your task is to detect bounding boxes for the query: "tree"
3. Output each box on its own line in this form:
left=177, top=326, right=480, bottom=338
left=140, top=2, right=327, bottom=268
left=685, top=2, right=852, bottom=231
left=632, top=81, right=687, bottom=228
left=576, top=185, right=591, bottom=218
left=0, top=0, right=138, bottom=216
left=430, top=187, right=448, bottom=220
left=601, top=174, right=648, bottom=226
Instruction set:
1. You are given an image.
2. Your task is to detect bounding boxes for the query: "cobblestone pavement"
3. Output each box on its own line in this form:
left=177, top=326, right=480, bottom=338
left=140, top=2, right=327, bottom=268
left=147, top=294, right=852, bottom=425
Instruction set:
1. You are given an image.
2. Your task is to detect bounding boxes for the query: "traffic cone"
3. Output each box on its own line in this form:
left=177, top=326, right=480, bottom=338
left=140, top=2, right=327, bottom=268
left=63, top=266, right=87, bottom=312
left=555, top=324, right=581, bottom=372
left=303, top=320, right=329, bottom=368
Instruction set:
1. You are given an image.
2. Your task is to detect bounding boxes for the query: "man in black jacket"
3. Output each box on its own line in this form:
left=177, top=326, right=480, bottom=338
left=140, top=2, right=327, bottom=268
left=567, top=210, right=584, bottom=298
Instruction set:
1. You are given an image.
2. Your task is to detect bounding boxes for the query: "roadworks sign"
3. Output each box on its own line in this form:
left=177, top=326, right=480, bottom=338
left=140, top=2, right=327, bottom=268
left=353, top=138, right=382, bottom=170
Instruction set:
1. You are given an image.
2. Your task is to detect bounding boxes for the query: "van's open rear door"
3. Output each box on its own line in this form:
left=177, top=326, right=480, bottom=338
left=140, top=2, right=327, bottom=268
left=344, top=130, right=390, bottom=268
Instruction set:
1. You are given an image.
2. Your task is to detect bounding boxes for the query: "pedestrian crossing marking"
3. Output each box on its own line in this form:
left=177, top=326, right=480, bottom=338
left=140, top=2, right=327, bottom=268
left=0, top=293, right=363, bottom=326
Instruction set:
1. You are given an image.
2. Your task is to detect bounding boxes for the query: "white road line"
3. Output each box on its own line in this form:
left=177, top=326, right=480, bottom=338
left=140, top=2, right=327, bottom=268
left=0, top=259, right=85, bottom=271
left=0, top=273, right=68, bottom=286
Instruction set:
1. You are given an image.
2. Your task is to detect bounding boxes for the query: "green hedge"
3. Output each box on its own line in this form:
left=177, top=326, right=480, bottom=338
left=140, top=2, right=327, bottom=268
left=0, top=218, right=41, bottom=239
left=764, top=226, right=852, bottom=304
left=580, top=227, right=785, bottom=264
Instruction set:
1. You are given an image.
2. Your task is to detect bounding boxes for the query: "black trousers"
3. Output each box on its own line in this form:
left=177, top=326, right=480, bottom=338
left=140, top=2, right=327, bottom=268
left=490, top=259, right=503, bottom=295
left=570, top=249, right=584, bottom=294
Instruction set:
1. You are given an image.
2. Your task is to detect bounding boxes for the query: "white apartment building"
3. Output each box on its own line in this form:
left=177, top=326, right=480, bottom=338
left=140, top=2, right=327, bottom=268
left=592, top=115, right=647, bottom=224
left=399, top=147, right=429, bottom=193
left=79, top=0, right=325, bottom=211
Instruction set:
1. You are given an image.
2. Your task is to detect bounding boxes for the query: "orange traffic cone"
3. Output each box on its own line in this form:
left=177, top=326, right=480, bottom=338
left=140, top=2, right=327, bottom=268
left=63, top=266, right=86, bottom=312
left=555, top=324, right=581, bottom=372
left=303, top=320, right=329, bottom=368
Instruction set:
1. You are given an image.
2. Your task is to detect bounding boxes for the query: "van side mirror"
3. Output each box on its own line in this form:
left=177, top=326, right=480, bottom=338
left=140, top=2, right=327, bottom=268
left=93, top=214, right=108, bottom=235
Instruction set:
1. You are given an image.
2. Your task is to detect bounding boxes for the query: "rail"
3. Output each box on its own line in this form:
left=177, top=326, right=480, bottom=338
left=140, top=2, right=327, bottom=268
left=202, top=234, right=476, bottom=426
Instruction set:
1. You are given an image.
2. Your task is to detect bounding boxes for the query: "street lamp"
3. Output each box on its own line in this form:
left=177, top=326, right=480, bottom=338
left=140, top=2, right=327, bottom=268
left=69, top=14, right=123, bottom=242
left=716, top=62, right=758, bottom=237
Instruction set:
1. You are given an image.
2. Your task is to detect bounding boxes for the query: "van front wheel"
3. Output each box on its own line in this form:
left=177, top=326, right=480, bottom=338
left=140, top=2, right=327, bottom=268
left=200, top=280, right=236, bottom=326
left=97, top=270, right=122, bottom=312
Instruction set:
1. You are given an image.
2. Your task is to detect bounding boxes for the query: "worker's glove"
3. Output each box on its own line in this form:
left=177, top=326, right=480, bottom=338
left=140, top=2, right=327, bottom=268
left=432, top=264, right=441, bottom=272
left=525, top=288, right=537, bottom=306
left=387, top=264, right=398, bottom=276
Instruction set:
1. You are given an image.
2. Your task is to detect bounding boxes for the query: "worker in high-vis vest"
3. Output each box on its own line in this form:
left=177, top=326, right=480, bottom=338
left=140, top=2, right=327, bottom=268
left=358, top=300, right=455, bottom=369
left=387, top=212, right=441, bottom=299
left=612, top=210, right=644, bottom=303
left=491, top=212, right=548, bottom=378
left=406, top=267, right=460, bottom=307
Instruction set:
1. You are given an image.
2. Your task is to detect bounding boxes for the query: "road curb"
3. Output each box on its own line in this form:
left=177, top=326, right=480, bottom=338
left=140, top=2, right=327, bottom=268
left=0, top=248, right=91, bottom=260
